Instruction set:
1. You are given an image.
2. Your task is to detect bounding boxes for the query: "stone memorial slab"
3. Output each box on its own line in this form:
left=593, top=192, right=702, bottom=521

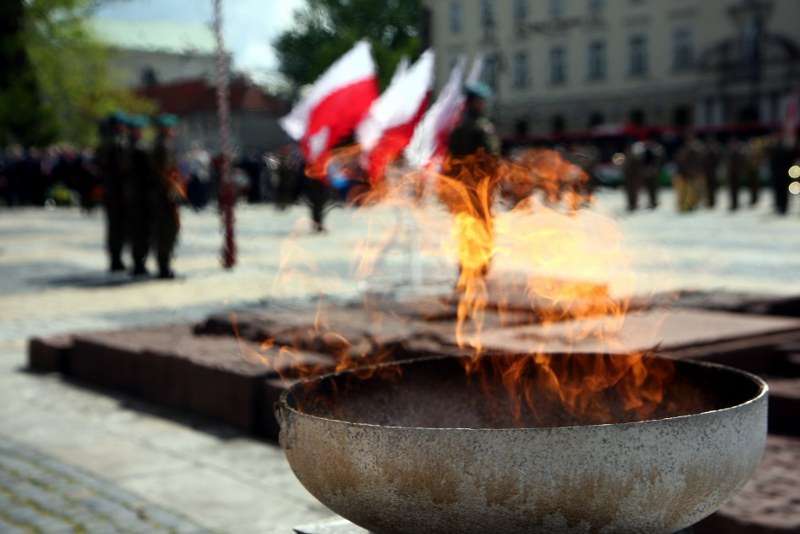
left=478, top=309, right=800, bottom=356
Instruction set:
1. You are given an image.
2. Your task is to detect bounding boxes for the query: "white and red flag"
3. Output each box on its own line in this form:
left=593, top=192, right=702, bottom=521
left=280, top=40, right=379, bottom=176
left=405, top=56, right=467, bottom=169
left=357, top=50, right=435, bottom=182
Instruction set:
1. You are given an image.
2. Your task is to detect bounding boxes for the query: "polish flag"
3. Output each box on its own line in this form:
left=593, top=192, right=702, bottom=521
left=357, top=50, right=435, bottom=183
left=280, top=40, right=379, bottom=176
left=405, top=56, right=467, bottom=169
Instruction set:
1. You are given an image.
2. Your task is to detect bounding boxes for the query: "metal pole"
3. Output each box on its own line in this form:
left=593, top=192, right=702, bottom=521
left=213, top=0, right=236, bottom=269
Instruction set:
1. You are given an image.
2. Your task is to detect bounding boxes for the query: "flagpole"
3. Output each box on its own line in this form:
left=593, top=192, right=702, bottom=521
left=213, top=0, right=236, bottom=269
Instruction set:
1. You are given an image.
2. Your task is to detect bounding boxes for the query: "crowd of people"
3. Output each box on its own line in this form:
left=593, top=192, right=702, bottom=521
left=2, top=100, right=798, bottom=282
left=613, top=132, right=799, bottom=215
left=94, top=112, right=182, bottom=278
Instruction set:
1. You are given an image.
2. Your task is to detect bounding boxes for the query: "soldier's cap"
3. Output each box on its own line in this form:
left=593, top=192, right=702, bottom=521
left=108, top=111, right=129, bottom=126
left=464, top=82, right=493, bottom=101
left=127, top=115, right=150, bottom=129
left=155, top=114, right=178, bottom=128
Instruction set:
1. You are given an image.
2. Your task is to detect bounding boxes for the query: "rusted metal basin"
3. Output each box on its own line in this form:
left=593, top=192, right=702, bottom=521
left=277, top=354, right=767, bottom=534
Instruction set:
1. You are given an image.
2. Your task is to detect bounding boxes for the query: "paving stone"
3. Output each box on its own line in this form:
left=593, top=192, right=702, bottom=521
left=695, top=435, right=800, bottom=533
left=0, top=435, right=208, bottom=533
left=765, top=377, right=800, bottom=437
left=27, top=334, right=72, bottom=374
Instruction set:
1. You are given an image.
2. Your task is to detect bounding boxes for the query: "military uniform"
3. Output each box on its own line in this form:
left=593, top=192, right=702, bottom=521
left=675, top=138, right=706, bottom=212
left=125, top=116, right=156, bottom=276
left=152, top=115, right=181, bottom=278
left=96, top=113, right=129, bottom=272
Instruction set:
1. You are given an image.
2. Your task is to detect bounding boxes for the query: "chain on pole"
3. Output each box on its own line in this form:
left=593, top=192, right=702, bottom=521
left=213, top=0, right=236, bottom=269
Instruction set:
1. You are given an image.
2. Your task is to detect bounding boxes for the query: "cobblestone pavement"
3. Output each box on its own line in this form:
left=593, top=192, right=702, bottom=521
left=0, top=437, right=207, bottom=533
left=0, top=191, right=798, bottom=532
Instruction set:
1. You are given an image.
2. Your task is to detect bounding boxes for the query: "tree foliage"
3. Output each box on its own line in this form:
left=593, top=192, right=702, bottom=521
left=274, top=0, right=422, bottom=92
left=0, top=0, right=153, bottom=147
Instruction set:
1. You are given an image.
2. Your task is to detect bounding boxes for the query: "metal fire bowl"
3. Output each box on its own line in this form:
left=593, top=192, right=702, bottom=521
left=277, top=354, right=767, bottom=534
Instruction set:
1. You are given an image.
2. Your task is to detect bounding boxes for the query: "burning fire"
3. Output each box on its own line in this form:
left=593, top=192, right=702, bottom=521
left=233, top=144, right=678, bottom=427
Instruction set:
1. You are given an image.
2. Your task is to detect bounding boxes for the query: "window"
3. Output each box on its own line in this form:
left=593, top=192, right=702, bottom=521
left=549, top=0, right=565, bottom=18
left=513, top=51, right=529, bottom=89
left=514, top=0, right=528, bottom=35
left=482, top=53, right=499, bottom=90
left=672, top=28, right=694, bottom=71
left=550, top=46, right=567, bottom=85
left=480, top=0, right=495, bottom=30
left=587, top=40, right=606, bottom=81
left=628, top=34, right=648, bottom=76
left=514, top=0, right=529, bottom=20
left=588, top=0, right=605, bottom=17
left=449, top=1, right=462, bottom=34
left=141, top=67, right=158, bottom=87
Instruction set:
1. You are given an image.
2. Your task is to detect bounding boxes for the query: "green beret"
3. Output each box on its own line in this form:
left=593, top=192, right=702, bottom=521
left=127, top=115, right=149, bottom=129
left=465, top=82, right=493, bottom=100
left=155, top=114, right=178, bottom=128
left=108, top=111, right=128, bottom=126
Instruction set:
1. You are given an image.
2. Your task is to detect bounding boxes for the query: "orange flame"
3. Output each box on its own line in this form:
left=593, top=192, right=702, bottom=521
left=234, top=142, right=675, bottom=427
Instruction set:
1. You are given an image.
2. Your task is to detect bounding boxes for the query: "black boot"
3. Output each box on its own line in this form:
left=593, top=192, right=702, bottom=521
left=110, top=258, right=126, bottom=273
left=132, top=262, right=149, bottom=277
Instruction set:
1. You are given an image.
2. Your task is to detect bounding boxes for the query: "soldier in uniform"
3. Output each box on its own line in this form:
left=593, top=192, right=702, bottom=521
left=703, top=135, right=722, bottom=209
left=675, top=135, right=706, bottom=213
left=152, top=114, right=182, bottom=278
left=125, top=115, right=155, bottom=276
left=727, top=137, right=751, bottom=211
left=443, top=82, right=501, bottom=280
left=96, top=112, right=129, bottom=272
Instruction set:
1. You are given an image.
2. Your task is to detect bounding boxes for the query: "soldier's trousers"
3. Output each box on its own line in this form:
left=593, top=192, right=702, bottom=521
left=154, top=197, right=180, bottom=272
left=104, top=189, right=126, bottom=268
left=303, top=178, right=329, bottom=230
left=129, top=192, right=154, bottom=270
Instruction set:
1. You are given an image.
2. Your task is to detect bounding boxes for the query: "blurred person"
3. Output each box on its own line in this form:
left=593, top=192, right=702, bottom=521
left=303, top=172, right=330, bottom=233
left=184, top=142, right=210, bottom=211
left=703, top=136, right=723, bottom=209
left=623, top=138, right=663, bottom=211
left=444, top=82, right=500, bottom=280
left=1, top=145, right=24, bottom=206
left=769, top=134, right=798, bottom=216
left=748, top=138, right=766, bottom=206
left=274, top=144, right=303, bottom=210
left=96, top=112, right=129, bottom=272
left=152, top=114, right=182, bottom=279
left=237, top=153, right=264, bottom=204
left=726, top=137, right=755, bottom=211
left=125, top=115, right=155, bottom=276
left=675, top=135, right=706, bottom=213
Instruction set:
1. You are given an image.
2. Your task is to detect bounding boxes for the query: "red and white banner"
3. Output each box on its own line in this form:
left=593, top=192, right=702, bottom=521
left=405, top=56, right=466, bottom=169
left=404, top=54, right=485, bottom=169
left=357, top=50, right=435, bottom=182
left=280, top=40, right=379, bottom=175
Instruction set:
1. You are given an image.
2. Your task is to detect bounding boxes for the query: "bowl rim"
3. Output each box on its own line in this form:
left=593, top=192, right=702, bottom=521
left=277, top=353, right=769, bottom=432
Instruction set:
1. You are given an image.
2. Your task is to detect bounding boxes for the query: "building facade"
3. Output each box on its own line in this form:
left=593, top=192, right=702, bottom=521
left=424, top=0, right=800, bottom=136
left=138, top=77, right=290, bottom=155
left=91, top=19, right=219, bottom=89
